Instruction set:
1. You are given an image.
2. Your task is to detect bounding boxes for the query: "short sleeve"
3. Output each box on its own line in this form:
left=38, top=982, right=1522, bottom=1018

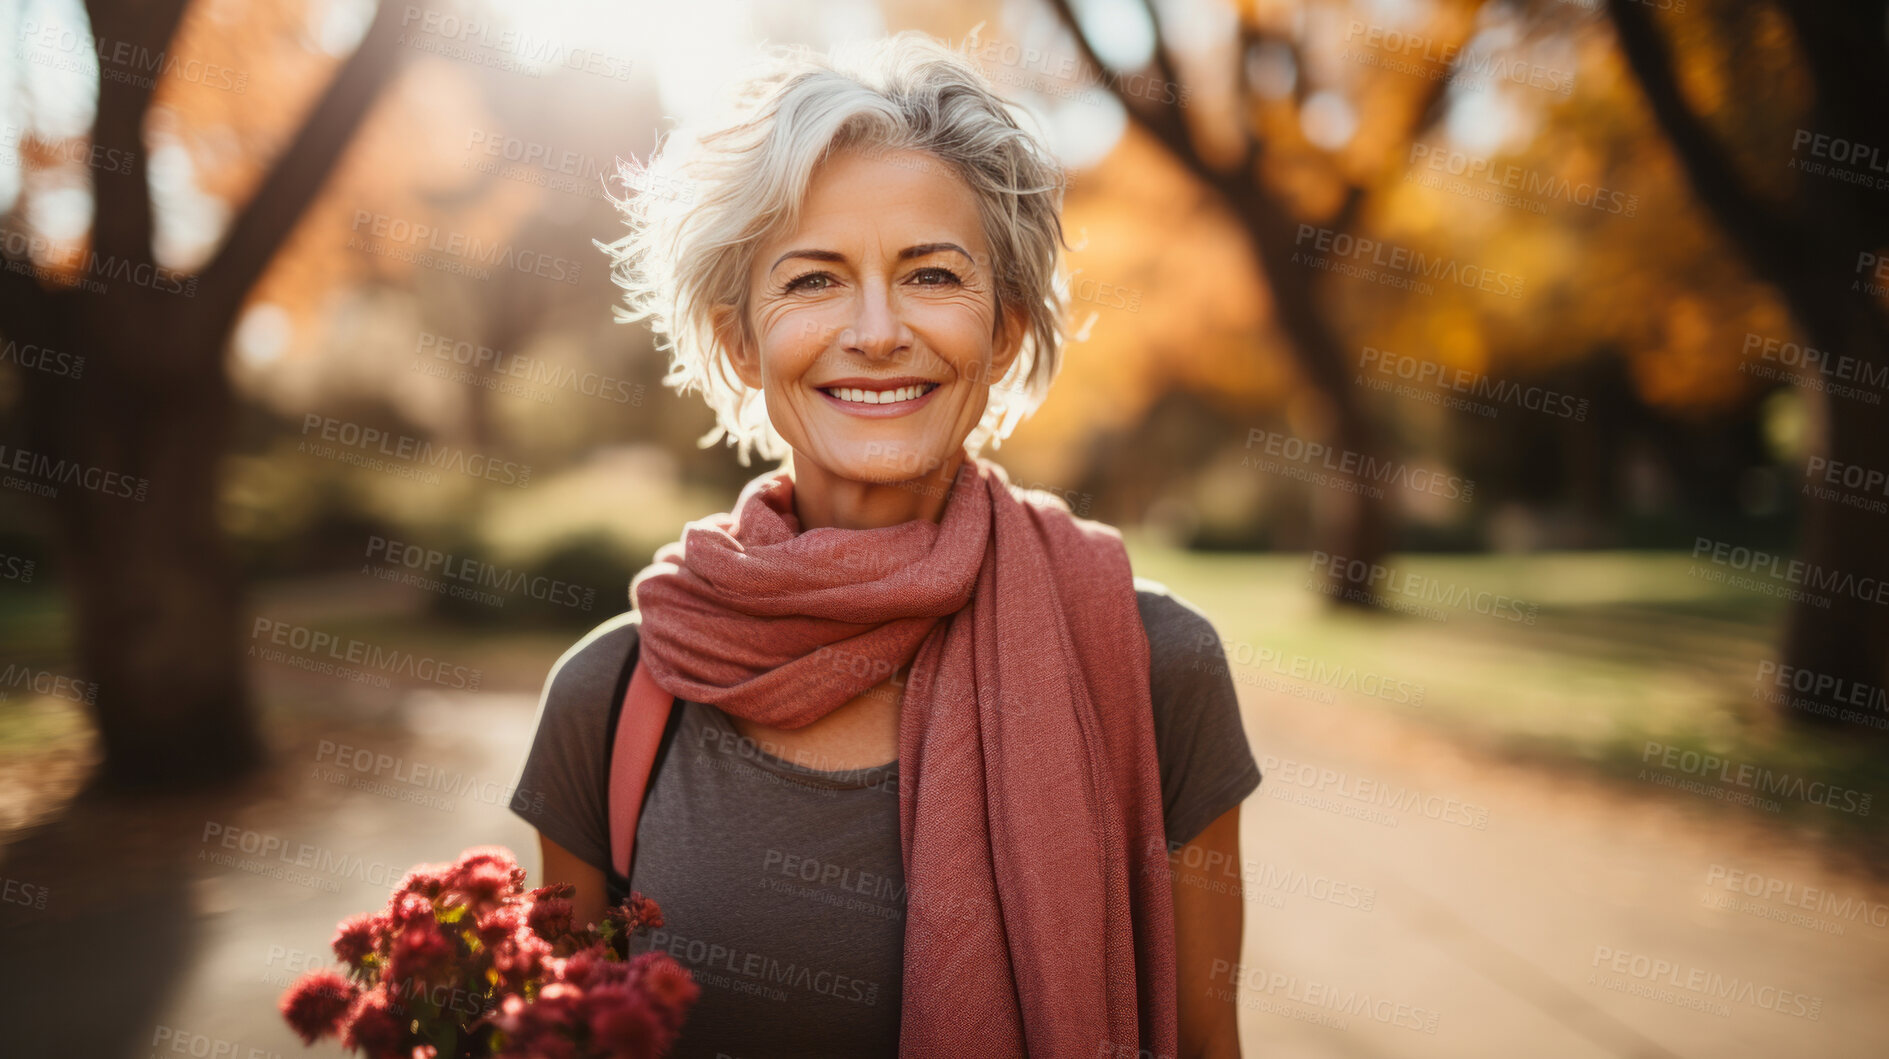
left=508, top=612, right=641, bottom=874
left=1136, top=580, right=1263, bottom=846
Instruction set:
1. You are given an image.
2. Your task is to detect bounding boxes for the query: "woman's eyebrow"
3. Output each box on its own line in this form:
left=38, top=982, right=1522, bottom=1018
left=899, top=242, right=973, bottom=263
left=769, top=248, right=847, bottom=271
left=768, top=243, right=975, bottom=272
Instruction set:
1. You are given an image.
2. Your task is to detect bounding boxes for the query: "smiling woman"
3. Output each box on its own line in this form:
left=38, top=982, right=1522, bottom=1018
left=512, top=31, right=1259, bottom=1059
left=729, top=146, right=1026, bottom=529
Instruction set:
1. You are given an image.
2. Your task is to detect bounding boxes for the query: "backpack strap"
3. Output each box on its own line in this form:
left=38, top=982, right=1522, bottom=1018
left=606, top=653, right=681, bottom=880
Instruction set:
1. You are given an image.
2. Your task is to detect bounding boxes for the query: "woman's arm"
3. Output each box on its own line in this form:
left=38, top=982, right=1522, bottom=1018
left=539, top=832, right=610, bottom=931
left=1171, top=805, right=1244, bottom=1059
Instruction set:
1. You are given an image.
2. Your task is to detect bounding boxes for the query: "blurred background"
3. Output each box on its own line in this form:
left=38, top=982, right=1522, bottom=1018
left=2, top=0, right=1887, bottom=1055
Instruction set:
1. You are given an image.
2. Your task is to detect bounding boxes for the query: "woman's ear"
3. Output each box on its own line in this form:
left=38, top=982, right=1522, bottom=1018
left=712, top=304, right=763, bottom=390
left=991, top=304, right=1027, bottom=382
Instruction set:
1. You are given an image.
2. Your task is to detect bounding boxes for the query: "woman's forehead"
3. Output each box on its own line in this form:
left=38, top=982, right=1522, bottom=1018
left=780, top=148, right=986, bottom=246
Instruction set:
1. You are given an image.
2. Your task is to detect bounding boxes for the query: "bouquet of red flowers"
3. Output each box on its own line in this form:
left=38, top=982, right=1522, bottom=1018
left=278, top=846, right=697, bottom=1058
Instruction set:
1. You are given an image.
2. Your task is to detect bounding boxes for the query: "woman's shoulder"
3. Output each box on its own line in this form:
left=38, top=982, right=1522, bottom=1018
left=1131, top=578, right=1223, bottom=672
left=535, top=611, right=642, bottom=724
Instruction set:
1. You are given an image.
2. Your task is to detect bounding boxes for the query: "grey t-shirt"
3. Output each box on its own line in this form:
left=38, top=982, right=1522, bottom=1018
left=509, top=581, right=1261, bottom=1058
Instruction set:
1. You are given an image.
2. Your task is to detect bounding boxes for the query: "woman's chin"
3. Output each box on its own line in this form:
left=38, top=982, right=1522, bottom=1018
left=805, top=440, right=961, bottom=486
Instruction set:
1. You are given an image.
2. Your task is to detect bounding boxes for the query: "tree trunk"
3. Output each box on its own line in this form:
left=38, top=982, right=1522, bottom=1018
left=1607, top=0, right=1889, bottom=730
left=0, top=0, right=405, bottom=790
left=1777, top=304, right=1889, bottom=728
left=20, top=291, right=260, bottom=790
left=1228, top=193, right=1394, bottom=606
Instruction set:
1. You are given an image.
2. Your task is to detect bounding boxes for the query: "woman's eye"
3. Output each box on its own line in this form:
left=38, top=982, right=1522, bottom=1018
left=910, top=267, right=963, bottom=286
left=784, top=272, right=833, bottom=292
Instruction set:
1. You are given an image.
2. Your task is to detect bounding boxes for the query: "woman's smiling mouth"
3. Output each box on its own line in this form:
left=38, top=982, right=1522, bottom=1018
left=816, top=379, right=941, bottom=416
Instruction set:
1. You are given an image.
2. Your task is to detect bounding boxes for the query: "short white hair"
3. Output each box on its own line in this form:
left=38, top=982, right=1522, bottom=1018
left=601, top=32, right=1069, bottom=464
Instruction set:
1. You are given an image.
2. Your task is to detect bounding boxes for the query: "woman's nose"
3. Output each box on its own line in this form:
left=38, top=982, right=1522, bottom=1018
left=840, top=286, right=910, bottom=361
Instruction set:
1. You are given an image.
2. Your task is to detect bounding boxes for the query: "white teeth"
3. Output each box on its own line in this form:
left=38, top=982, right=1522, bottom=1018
left=829, top=384, right=930, bottom=404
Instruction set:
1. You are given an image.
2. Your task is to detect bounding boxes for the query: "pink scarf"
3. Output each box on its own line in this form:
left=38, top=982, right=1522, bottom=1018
left=619, top=456, right=1176, bottom=1058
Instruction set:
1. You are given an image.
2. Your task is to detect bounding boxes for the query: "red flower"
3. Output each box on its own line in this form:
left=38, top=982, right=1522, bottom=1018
left=388, top=914, right=456, bottom=986
left=390, top=862, right=451, bottom=905
left=476, top=901, right=528, bottom=944
left=624, top=893, right=664, bottom=933
left=332, top=911, right=384, bottom=968
left=527, top=894, right=574, bottom=940
left=282, top=847, right=693, bottom=1059
left=492, top=984, right=584, bottom=1059
left=629, top=953, right=699, bottom=1033
left=341, top=990, right=408, bottom=1059
left=279, top=969, right=357, bottom=1044
left=448, top=846, right=525, bottom=908
left=584, top=988, right=660, bottom=1057
left=387, top=891, right=436, bottom=929
left=488, top=925, right=552, bottom=992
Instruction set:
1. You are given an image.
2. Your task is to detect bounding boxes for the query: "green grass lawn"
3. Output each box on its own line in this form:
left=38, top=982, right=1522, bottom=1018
left=5, top=547, right=1885, bottom=851
left=1129, top=542, right=1889, bottom=851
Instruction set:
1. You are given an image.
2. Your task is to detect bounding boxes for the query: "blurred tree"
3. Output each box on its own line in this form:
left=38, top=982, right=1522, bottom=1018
left=1045, top=0, right=1482, bottom=603
left=0, top=0, right=408, bottom=788
left=1606, top=0, right=1889, bottom=726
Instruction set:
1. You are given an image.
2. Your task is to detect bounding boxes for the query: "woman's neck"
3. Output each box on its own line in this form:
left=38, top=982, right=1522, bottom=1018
left=788, top=450, right=965, bottom=530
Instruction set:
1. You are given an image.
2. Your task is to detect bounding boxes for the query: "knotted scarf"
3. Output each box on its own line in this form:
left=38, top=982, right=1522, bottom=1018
left=622, top=456, right=1177, bottom=1058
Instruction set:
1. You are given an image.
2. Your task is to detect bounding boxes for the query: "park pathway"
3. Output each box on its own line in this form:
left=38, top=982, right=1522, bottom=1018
left=2, top=605, right=1885, bottom=1057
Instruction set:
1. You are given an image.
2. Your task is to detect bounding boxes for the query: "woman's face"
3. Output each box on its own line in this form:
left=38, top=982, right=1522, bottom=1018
left=728, top=146, right=1022, bottom=487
